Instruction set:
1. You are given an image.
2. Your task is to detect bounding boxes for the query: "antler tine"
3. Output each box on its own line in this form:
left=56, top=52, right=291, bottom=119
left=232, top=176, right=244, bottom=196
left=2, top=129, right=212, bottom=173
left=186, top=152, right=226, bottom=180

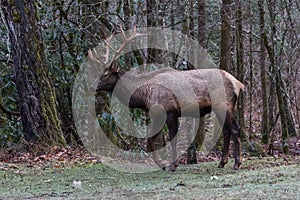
left=89, top=27, right=148, bottom=65
left=88, top=48, right=104, bottom=64
left=88, top=43, right=110, bottom=65
left=89, top=32, right=117, bottom=65
left=120, top=26, right=147, bottom=42
left=127, top=27, right=147, bottom=41
left=120, top=25, right=137, bottom=41
left=116, top=26, right=148, bottom=54
left=103, top=34, right=119, bottom=54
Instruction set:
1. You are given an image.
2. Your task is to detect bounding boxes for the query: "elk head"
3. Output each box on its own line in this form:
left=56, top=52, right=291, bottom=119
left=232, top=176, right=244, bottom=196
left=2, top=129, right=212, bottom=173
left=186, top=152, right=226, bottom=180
left=96, top=61, right=122, bottom=92
left=89, top=26, right=147, bottom=93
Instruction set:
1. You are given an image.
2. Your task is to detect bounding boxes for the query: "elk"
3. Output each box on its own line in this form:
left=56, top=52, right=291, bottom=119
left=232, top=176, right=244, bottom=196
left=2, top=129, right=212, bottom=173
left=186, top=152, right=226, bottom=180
left=89, top=27, right=245, bottom=171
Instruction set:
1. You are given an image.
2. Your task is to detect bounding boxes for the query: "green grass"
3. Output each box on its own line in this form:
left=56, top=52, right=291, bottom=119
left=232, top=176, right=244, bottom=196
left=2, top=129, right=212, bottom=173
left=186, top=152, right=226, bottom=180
left=0, top=156, right=299, bottom=199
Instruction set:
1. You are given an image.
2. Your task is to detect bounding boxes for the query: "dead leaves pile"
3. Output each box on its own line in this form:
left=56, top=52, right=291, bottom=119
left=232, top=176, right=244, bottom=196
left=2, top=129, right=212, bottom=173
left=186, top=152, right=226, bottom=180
left=0, top=146, right=100, bottom=171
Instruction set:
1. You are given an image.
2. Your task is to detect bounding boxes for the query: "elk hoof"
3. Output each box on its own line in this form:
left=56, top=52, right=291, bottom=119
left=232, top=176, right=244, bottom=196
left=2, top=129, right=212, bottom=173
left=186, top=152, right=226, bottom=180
left=233, top=162, right=241, bottom=170
left=158, top=163, right=166, bottom=170
left=217, top=161, right=226, bottom=168
left=168, top=162, right=178, bottom=172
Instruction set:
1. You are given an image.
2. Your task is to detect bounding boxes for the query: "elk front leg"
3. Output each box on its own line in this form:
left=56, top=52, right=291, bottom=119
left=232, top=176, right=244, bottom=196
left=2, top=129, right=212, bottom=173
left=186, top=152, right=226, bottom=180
left=166, top=112, right=179, bottom=172
left=147, top=110, right=167, bottom=170
left=147, top=133, right=166, bottom=170
left=218, top=127, right=231, bottom=168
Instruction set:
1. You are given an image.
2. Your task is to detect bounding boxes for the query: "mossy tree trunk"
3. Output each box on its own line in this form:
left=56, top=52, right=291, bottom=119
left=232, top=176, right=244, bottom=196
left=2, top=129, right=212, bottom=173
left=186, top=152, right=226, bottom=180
left=248, top=5, right=254, bottom=140
left=186, top=0, right=197, bottom=164
left=1, top=0, right=66, bottom=147
left=263, top=0, right=289, bottom=154
left=220, top=0, right=232, bottom=71
left=216, top=0, right=233, bottom=150
left=147, top=0, right=163, bottom=64
left=258, top=0, right=270, bottom=145
left=235, top=0, right=246, bottom=142
left=194, top=0, right=207, bottom=154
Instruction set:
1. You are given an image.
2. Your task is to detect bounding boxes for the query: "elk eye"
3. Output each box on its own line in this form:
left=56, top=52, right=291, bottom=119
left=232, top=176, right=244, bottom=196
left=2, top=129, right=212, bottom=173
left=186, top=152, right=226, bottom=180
left=103, top=73, right=109, bottom=78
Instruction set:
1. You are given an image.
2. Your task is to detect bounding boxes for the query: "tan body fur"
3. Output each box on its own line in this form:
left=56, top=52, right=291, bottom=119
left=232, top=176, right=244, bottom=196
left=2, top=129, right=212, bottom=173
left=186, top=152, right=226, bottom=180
left=97, top=65, right=244, bottom=171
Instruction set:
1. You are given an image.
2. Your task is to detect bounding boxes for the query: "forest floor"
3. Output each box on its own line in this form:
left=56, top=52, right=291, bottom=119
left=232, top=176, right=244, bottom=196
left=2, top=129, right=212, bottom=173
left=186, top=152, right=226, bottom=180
left=0, top=144, right=299, bottom=199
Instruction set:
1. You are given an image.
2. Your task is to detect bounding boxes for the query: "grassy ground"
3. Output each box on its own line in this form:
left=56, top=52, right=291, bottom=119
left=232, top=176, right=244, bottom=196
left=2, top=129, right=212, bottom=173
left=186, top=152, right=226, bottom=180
left=0, top=156, right=299, bottom=199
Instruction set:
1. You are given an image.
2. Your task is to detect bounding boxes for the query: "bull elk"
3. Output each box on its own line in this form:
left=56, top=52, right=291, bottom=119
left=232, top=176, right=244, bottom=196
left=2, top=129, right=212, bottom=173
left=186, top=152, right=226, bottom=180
left=89, top=27, right=245, bottom=171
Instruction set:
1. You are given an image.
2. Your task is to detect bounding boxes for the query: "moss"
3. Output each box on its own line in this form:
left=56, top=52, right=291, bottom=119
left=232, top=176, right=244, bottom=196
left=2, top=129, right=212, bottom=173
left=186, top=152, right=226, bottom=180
left=242, top=141, right=265, bottom=156
left=8, top=0, right=15, bottom=7
left=22, top=65, right=30, bottom=70
left=32, top=32, right=66, bottom=146
left=37, top=69, right=66, bottom=146
left=36, top=51, right=42, bottom=63
left=12, top=10, right=22, bottom=23
left=24, top=6, right=29, bottom=15
left=7, top=0, right=22, bottom=23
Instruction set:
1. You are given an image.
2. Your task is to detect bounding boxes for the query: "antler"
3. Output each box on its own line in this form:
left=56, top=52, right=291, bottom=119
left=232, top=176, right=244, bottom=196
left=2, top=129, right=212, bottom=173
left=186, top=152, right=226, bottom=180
left=88, top=34, right=113, bottom=65
left=88, top=26, right=147, bottom=66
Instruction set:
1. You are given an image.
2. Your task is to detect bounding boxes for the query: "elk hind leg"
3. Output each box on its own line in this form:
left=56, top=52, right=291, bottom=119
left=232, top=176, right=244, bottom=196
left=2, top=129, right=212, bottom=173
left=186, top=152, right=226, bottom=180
left=216, top=112, right=232, bottom=168
left=232, top=119, right=242, bottom=169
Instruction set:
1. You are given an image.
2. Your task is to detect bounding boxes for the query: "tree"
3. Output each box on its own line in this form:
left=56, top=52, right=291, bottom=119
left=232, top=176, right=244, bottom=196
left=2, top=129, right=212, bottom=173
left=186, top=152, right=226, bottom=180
left=214, top=0, right=233, bottom=151
left=186, top=0, right=197, bottom=164
left=258, top=0, right=270, bottom=145
left=220, top=0, right=232, bottom=71
left=198, top=0, right=206, bottom=47
left=235, top=0, right=246, bottom=141
left=194, top=0, right=207, bottom=154
left=147, top=0, right=162, bottom=64
left=262, top=0, right=289, bottom=154
left=1, top=0, right=66, bottom=147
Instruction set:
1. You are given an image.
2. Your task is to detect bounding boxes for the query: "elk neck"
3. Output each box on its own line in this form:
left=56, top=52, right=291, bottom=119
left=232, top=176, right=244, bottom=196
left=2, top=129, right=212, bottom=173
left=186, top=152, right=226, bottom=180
left=112, top=69, right=147, bottom=110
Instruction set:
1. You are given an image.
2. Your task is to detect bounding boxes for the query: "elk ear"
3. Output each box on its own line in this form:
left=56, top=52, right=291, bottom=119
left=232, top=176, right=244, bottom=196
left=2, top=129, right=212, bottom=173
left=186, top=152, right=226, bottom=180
left=109, top=61, right=119, bottom=73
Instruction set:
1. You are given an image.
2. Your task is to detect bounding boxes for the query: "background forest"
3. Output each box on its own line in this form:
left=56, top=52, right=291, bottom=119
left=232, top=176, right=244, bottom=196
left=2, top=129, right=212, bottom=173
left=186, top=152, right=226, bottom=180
left=0, top=0, right=299, bottom=160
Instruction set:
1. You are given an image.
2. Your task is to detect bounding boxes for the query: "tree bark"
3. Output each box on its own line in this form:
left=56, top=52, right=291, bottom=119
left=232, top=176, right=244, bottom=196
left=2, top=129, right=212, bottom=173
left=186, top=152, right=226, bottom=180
left=263, top=0, right=289, bottom=154
left=258, top=0, right=270, bottom=145
left=235, top=0, right=246, bottom=142
left=1, top=0, right=66, bottom=146
left=216, top=0, right=233, bottom=150
left=195, top=0, right=207, bottom=151
left=123, top=0, right=132, bottom=67
left=187, top=0, right=198, bottom=164
left=248, top=5, right=254, bottom=140
left=147, top=0, right=162, bottom=64
left=198, top=0, right=206, bottom=47
left=187, top=0, right=207, bottom=164
left=220, top=0, right=232, bottom=71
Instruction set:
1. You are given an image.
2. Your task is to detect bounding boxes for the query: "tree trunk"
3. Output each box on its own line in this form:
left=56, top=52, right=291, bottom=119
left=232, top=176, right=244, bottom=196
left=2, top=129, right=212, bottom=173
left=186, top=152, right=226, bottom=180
left=235, top=0, right=246, bottom=142
left=264, top=0, right=289, bottom=154
left=198, top=0, right=206, bottom=47
left=123, top=0, right=132, bottom=68
left=258, top=0, right=270, bottom=145
left=275, top=70, right=289, bottom=154
left=248, top=5, right=254, bottom=140
left=196, top=0, right=207, bottom=149
left=1, top=0, right=66, bottom=147
left=187, top=0, right=198, bottom=164
left=283, top=93, right=297, bottom=137
left=220, top=0, right=232, bottom=71
left=147, top=0, right=162, bottom=64
left=216, top=0, right=233, bottom=150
